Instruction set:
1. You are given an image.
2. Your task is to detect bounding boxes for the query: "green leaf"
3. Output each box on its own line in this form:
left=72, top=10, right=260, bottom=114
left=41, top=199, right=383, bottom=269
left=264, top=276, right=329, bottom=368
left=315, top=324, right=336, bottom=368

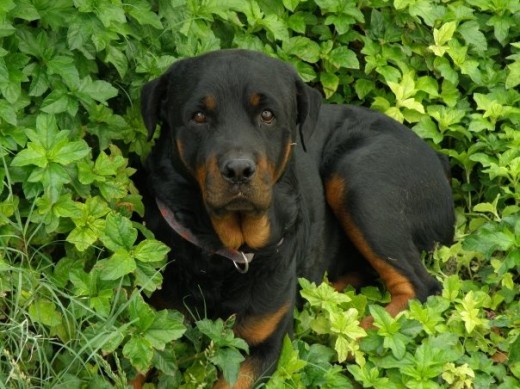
left=506, top=61, right=520, bottom=89
left=434, top=21, right=457, bottom=46
left=354, top=79, right=375, bottom=99
left=458, top=291, right=488, bottom=334
left=458, top=21, right=487, bottom=51
left=28, top=299, right=62, bottom=327
left=77, top=77, right=118, bottom=103
left=260, top=14, right=289, bottom=42
left=320, top=72, right=339, bottom=98
left=413, top=116, right=443, bottom=144
left=47, top=55, right=80, bottom=87
left=282, top=0, right=300, bottom=12
left=0, top=99, right=17, bottom=125
left=133, top=239, right=170, bottom=263
left=128, top=294, right=155, bottom=332
left=123, top=335, right=154, bottom=373
left=328, top=47, right=359, bottom=69
left=299, top=278, right=351, bottom=313
left=210, top=348, right=245, bottom=386
left=49, top=140, right=91, bottom=165
left=41, top=90, right=72, bottom=114
left=275, top=336, right=307, bottom=375
left=11, top=143, right=47, bottom=167
left=100, top=213, right=137, bottom=251
left=487, top=14, right=514, bottom=44
left=144, top=310, right=186, bottom=349
left=67, top=225, right=99, bottom=252
left=105, top=46, right=128, bottom=78
left=97, top=250, right=136, bottom=280
left=416, top=76, right=438, bottom=97
left=282, top=37, right=321, bottom=63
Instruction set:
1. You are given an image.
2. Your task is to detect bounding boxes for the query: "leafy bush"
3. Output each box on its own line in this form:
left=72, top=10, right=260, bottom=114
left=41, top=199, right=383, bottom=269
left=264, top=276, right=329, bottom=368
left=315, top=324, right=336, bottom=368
left=1, top=0, right=519, bottom=387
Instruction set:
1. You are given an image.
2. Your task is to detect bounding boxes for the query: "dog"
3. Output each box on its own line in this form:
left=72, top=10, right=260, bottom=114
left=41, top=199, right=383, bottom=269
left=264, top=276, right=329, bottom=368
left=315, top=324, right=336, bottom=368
left=137, top=49, right=454, bottom=388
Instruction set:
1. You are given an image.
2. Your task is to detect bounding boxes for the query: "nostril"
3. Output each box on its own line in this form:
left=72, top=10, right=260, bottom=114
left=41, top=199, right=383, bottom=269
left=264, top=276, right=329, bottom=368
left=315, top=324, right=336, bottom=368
left=222, top=159, right=256, bottom=183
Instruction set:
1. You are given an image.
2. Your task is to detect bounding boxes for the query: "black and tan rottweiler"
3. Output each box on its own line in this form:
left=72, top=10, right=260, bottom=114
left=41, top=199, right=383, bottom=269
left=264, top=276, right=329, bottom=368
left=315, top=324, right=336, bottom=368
left=137, top=49, right=454, bottom=388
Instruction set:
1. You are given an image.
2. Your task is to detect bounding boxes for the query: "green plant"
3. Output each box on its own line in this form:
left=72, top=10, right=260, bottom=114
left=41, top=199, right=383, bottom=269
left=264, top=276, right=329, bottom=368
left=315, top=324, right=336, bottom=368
left=1, top=0, right=519, bottom=387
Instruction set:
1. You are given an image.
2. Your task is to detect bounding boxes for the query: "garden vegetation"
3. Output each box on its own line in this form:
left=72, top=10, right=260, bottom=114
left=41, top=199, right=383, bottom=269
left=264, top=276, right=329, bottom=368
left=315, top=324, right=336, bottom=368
left=0, top=0, right=519, bottom=387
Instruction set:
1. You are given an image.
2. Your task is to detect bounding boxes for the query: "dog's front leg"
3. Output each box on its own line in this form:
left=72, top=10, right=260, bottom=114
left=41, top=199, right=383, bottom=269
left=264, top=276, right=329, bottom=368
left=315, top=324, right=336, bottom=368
left=214, top=303, right=292, bottom=388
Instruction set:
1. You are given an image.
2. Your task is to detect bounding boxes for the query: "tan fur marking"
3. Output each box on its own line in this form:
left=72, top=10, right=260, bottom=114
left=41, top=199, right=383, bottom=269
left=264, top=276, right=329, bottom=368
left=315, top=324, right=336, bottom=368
left=211, top=213, right=245, bottom=250
left=325, top=175, right=416, bottom=328
left=204, top=95, right=217, bottom=110
left=249, top=93, right=261, bottom=107
left=271, top=141, right=293, bottom=182
left=129, top=373, right=146, bottom=389
left=242, top=214, right=270, bottom=249
left=176, top=140, right=189, bottom=168
left=234, top=304, right=289, bottom=346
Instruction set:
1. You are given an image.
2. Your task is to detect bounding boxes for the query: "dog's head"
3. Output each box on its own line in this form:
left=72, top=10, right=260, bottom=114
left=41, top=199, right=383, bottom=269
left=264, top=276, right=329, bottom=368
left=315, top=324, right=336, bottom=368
left=141, top=49, right=321, bottom=249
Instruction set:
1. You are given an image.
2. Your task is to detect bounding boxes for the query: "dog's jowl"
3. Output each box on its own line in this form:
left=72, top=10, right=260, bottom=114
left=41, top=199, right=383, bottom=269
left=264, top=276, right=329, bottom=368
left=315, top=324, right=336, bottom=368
left=137, top=49, right=454, bottom=388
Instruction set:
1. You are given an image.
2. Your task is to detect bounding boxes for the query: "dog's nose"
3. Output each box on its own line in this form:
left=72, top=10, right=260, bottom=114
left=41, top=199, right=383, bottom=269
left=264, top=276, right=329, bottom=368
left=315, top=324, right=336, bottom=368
left=221, top=158, right=256, bottom=183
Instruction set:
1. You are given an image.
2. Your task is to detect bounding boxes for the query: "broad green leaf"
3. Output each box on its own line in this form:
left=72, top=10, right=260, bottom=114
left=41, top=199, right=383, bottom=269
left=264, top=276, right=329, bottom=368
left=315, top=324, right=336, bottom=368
left=100, top=213, right=137, bottom=251
left=400, top=98, right=425, bottom=114
left=282, top=0, right=300, bottom=12
left=0, top=99, right=17, bottom=125
left=47, top=55, right=80, bottom=87
left=282, top=37, right=321, bottom=63
left=458, top=291, right=488, bottom=334
left=133, top=239, right=170, bottom=263
left=487, top=14, right=514, bottom=44
left=434, top=21, right=457, bottom=46
left=98, top=180, right=128, bottom=201
left=97, top=250, right=136, bottom=280
left=123, top=335, right=154, bottom=373
left=506, top=61, right=520, bottom=89
left=41, top=90, right=72, bottom=114
left=49, top=140, right=91, bottom=165
left=276, top=336, right=307, bottom=374
left=260, top=15, right=289, bottom=42
left=299, top=278, right=351, bottom=313
left=413, top=116, right=443, bottom=144
left=53, top=194, right=82, bottom=218
left=77, top=77, right=118, bottom=103
left=210, top=348, right=245, bottom=386
left=458, top=21, right=487, bottom=51
left=11, top=143, right=47, bottom=167
left=354, top=79, right=375, bottom=99
left=144, top=310, right=186, bottom=349
left=328, top=47, right=359, bottom=69
left=106, top=46, right=128, bottom=78
left=128, top=294, right=155, bottom=332
left=320, top=72, right=339, bottom=98
left=416, top=76, right=438, bottom=97
left=28, top=299, right=62, bottom=327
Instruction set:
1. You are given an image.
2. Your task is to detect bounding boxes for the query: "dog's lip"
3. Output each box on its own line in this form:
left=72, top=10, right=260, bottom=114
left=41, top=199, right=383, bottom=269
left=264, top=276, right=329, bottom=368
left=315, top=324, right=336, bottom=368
left=222, top=197, right=256, bottom=211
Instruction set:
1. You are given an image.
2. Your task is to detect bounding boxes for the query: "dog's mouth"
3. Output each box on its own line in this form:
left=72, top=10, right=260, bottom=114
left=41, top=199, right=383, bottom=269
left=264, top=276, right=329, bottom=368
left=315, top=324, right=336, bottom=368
left=222, top=196, right=257, bottom=212
left=206, top=186, right=271, bottom=215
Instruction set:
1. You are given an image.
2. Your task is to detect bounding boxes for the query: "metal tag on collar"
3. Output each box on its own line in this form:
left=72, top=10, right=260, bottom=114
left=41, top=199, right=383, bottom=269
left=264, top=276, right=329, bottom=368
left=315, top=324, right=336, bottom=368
left=233, top=252, right=253, bottom=273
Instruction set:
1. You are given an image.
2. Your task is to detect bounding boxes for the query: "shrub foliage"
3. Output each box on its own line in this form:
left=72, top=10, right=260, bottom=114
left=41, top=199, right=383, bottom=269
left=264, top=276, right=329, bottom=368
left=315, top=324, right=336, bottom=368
left=0, top=0, right=519, bottom=387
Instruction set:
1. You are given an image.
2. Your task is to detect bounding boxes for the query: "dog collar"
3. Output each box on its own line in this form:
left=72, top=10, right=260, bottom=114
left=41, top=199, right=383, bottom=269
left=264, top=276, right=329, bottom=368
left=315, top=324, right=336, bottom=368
left=155, top=198, right=254, bottom=273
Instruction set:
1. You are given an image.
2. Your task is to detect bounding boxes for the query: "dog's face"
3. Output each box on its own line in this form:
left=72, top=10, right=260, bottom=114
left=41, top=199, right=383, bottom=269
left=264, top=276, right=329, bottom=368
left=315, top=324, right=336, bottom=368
left=141, top=50, right=321, bottom=249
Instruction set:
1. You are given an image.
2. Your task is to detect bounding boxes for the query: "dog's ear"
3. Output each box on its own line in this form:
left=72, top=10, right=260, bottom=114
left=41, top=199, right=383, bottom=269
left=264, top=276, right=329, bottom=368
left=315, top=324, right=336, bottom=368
left=295, top=78, right=322, bottom=151
left=141, top=75, right=169, bottom=140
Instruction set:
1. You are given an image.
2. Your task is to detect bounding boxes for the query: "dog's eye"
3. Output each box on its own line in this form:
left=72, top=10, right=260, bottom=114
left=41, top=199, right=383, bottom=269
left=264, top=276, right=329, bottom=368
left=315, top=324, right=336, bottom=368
left=260, top=110, right=274, bottom=124
left=192, top=112, right=207, bottom=124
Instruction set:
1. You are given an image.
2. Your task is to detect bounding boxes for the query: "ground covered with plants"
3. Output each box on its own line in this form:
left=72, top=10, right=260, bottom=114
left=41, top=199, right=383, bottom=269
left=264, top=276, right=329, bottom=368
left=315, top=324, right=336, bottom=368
left=0, top=0, right=519, bottom=387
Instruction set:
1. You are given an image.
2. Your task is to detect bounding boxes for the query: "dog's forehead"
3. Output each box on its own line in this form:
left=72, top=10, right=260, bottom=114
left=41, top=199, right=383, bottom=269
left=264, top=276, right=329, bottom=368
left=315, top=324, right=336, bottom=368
left=173, top=51, right=295, bottom=101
